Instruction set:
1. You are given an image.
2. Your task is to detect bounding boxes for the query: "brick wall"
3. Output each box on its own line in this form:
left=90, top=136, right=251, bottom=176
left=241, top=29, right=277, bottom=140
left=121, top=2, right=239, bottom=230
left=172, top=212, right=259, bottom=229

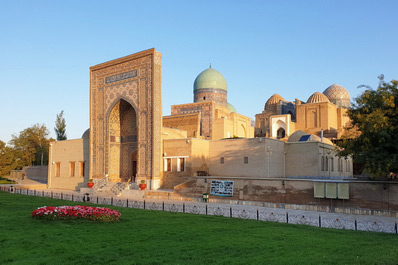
left=175, top=177, right=398, bottom=212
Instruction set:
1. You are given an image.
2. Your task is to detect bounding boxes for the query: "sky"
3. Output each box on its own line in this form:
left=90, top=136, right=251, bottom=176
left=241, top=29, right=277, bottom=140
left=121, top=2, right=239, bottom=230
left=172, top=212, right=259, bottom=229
left=1, top=0, right=397, bottom=143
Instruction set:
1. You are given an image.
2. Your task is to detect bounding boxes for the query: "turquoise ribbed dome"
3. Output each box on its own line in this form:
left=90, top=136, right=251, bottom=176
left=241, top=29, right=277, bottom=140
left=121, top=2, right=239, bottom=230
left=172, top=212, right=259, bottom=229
left=227, top=103, right=236, bottom=113
left=193, top=67, right=227, bottom=92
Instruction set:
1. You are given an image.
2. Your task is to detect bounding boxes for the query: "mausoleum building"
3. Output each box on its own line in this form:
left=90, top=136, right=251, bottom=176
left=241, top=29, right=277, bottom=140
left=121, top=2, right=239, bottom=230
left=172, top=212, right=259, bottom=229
left=47, top=49, right=353, bottom=195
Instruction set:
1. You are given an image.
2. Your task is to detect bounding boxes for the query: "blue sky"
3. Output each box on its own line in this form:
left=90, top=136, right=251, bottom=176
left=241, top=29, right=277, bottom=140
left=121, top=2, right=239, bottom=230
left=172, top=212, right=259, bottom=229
left=1, top=0, right=397, bottom=143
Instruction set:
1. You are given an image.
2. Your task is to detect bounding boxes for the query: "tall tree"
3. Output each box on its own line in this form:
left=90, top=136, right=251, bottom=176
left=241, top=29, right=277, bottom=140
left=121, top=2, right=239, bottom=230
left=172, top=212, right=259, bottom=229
left=55, top=110, right=67, bottom=140
left=0, top=140, right=23, bottom=177
left=9, top=124, right=50, bottom=166
left=337, top=79, right=398, bottom=179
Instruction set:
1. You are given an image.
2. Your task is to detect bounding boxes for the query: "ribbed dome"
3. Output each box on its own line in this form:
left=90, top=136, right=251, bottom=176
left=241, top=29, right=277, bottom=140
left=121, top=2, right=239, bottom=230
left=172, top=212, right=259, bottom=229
left=307, top=92, right=330, bottom=104
left=323, top=84, right=350, bottom=108
left=227, top=103, right=236, bottom=113
left=193, top=67, right=227, bottom=92
left=264, top=94, right=285, bottom=111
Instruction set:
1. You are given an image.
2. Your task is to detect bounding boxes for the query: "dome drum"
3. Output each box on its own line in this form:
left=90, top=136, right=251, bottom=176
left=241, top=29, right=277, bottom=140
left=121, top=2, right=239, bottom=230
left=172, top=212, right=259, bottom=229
left=194, top=90, right=227, bottom=107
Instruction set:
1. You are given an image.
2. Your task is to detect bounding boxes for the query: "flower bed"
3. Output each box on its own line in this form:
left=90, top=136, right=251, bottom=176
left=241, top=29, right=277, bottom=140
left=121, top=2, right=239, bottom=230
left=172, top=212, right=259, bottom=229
left=32, top=205, right=121, bottom=222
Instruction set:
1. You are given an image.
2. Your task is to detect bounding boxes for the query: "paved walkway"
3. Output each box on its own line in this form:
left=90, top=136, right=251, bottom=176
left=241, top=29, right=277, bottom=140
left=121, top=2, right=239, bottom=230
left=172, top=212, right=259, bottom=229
left=2, top=183, right=397, bottom=234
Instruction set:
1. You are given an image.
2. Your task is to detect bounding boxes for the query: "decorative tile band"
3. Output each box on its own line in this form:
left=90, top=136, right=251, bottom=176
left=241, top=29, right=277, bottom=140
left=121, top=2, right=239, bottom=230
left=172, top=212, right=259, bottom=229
left=105, top=70, right=138, bottom=84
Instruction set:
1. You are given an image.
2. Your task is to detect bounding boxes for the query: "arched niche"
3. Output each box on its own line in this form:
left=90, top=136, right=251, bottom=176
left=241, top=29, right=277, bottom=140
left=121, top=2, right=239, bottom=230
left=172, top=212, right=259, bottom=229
left=107, top=99, right=138, bottom=182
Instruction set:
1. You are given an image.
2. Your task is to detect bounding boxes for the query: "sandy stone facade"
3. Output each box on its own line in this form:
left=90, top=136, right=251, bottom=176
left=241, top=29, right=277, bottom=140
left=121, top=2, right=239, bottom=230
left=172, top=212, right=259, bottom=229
left=48, top=136, right=89, bottom=190
left=89, top=48, right=162, bottom=188
left=255, top=87, right=352, bottom=141
left=170, top=102, right=216, bottom=139
left=169, top=96, right=254, bottom=140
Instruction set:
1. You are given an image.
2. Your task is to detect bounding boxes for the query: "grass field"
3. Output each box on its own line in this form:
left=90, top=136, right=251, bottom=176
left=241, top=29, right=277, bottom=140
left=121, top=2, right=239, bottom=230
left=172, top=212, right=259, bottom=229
left=1, top=191, right=398, bottom=265
left=0, top=177, right=16, bottom=184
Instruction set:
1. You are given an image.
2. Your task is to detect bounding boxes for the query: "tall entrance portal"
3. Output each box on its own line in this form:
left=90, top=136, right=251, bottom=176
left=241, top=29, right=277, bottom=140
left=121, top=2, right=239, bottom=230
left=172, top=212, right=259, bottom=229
left=89, top=48, right=162, bottom=189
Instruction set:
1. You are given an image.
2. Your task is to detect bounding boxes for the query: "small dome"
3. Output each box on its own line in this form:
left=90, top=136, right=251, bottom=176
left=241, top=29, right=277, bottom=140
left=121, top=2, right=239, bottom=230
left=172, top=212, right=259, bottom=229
left=323, top=84, right=350, bottom=108
left=288, top=130, right=334, bottom=145
left=310, top=135, right=334, bottom=145
left=193, top=67, right=227, bottom=92
left=288, top=130, right=307, bottom=142
left=307, top=92, right=330, bottom=104
left=265, top=94, right=285, bottom=111
left=82, top=129, right=90, bottom=139
left=227, top=103, right=236, bottom=113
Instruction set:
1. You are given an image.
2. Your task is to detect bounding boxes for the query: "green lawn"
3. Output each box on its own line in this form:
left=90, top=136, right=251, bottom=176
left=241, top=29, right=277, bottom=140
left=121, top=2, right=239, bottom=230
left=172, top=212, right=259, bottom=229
left=0, top=177, right=16, bottom=184
left=1, top=191, right=398, bottom=265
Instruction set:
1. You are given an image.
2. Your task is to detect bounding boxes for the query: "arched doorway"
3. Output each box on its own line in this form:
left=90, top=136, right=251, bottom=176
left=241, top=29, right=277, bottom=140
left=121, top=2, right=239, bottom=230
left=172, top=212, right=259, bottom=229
left=272, top=119, right=287, bottom=139
left=131, top=151, right=137, bottom=182
left=277, top=127, right=286, bottom=139
left=108, top=99, right=138, bottom=182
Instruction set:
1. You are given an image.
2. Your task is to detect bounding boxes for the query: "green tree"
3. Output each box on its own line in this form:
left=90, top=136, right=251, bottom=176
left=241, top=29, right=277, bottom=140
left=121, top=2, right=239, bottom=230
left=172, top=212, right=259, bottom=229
left=0, top=140, right=23, bottom=177
left=337, top=79, right=398, bottom=179
left=9, top=124, right=50, bottom=166
left=55, top=110, right=67, bottom=140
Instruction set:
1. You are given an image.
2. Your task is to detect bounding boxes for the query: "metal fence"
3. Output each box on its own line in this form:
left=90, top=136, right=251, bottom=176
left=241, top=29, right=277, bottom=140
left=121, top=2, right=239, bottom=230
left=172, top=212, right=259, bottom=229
left=2, top=186, right=397, bottom=234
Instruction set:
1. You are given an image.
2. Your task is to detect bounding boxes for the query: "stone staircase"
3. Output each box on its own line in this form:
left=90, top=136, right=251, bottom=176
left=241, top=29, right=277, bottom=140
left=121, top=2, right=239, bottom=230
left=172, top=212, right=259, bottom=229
left=93, top=179, right=140, bottom=196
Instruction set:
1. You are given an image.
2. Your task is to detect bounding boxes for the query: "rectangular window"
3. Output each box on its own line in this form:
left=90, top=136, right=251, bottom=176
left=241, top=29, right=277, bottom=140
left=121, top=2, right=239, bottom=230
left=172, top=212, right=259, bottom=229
left=79, top=162, right=85, bottom=177
left=55, top=162, right=60, bottom=177
left=244, top=157, right=249, bottom=164
left=164, top=158, right=172, bottom=172
left=70, top=162, right=75, bottom=177
left=325, top=157, right=328, bottom=171
left=338, top=159, right=342, bottom=172
left=321, top=157, right=324, bottom=171
left=177, top=158, right=185, bottom=172
left=220, top=157, right=224, bottom=164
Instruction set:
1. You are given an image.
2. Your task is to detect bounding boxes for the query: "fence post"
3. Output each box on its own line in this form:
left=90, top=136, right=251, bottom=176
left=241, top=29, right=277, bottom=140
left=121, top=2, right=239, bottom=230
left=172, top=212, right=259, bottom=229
left=126, top=199, right=129, bottom=208
left=183, top=203, right=185, bottom=213
left=395, top=222, right=397, bottom=234
left=286, top=212, right=289, bottom=224
left=111, top=197, right=113, bottom=206
left=162, top=202, right=165, bottom=211
left=319, top=215, right=321, bottom=228
left=144, top=200, right=146, bottom=209
left=257, top=209, right=259, bottom=221
left=206, top=204, right=208, bottom=215
left=230, top=207, right=232, bottom=218
left=355, top=219, right=357, bottom=231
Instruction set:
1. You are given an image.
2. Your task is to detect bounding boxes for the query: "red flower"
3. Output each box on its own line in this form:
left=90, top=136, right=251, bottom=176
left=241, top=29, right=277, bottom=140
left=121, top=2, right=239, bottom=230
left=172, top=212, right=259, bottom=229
left=32, top=206, right=121, bottom=222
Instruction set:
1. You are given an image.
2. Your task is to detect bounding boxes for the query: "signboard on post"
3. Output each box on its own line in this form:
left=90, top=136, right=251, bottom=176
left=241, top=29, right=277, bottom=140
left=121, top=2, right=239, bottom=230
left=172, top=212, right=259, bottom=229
left=210, top=180, right=234, bottom=197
